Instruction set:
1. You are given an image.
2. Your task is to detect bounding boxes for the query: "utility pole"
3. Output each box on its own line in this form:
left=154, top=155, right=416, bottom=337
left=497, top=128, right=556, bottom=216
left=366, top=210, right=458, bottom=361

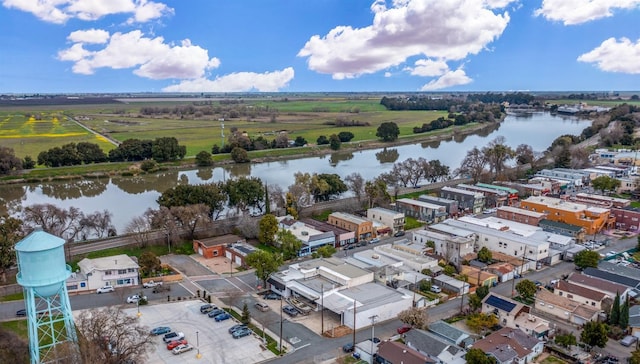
left=369, top=315, right=378, bottom=345
left=512, top=249, right=527, bottom=298
left=352, top=298, right=356, bottom=351
left=320, top=284, right=324, bottom=336
left=279, top=296, right=283, bottom=354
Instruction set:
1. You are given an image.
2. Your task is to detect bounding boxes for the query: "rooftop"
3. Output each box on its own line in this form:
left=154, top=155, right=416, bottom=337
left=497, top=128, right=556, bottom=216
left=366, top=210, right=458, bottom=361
left=441, top=186, right=484, bottom=197
left=497, top=205, right=546, bottom=218
left=195, top=234, right=244, bottom=247
left=567, top=272, right=628, bottom=296
left=78, top=254, right=139, bottom=272
left=555, top=280, right=607, bottom=301
left=329, top=212, right=369, bottom=225
left=396, top=198, right=446, bottom=210
left=377, top=341, right=434, bottom=364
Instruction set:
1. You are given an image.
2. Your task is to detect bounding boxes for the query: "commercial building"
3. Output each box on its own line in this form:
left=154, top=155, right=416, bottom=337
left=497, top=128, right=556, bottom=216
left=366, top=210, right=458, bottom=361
left=278, top=216, right=336, bottom=256
left=418, top=195, right=459, bottom=216
left=520, top=196, right=614, bottom=235
left=327, top=212, right=374, bottom=242
left=439, top=186, right=485, bottom=214
left=457, top=183, right=508, bottom=208
left=193, top=234, right=244, bottom=259
left=412, top=229, right=474, bottom=268
left=496, top=206, right=547, bottom=226
left=301, top=218, right=355, bottom=248
left=395, top=198, right=447, bottom=223
left=76, top=254, right=140, bottom=291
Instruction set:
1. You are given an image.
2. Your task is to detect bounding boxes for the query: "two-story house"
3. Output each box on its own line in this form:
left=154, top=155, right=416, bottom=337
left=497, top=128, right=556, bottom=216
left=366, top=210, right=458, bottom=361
left=77, top=254, right=140, bottom=290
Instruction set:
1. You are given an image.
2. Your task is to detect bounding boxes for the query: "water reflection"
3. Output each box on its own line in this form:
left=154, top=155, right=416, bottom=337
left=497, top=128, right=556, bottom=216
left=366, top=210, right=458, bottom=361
left=375, top=148, right=399, bottom=164
left=196, top=168, right=213, bottom=181
left=40, top=178, right=108, bottom=200
left=329, top=151, right=354, bottom=166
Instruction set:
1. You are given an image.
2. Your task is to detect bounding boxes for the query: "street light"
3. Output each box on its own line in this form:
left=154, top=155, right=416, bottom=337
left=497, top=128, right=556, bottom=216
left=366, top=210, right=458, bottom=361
left=196, top=330, right=201, bottom=359
left=136, top=299, right=141, bottom=318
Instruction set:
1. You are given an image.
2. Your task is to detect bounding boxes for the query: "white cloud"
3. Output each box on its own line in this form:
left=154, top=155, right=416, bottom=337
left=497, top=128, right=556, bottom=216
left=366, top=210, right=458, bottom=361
left=420, top=69, right=472, bottom=90
left=407, top=59, right=449, bottom=77
left=534, top=0, right=640, bottom=25
left=384, top=72, right=392, bottom=77
left=162, top=68, right=295, bottom=92
left=578, top=37, right=640, bottom=74
left=298, top=0, right=514, bottom=79
left=2, top=0, right=172, bottom=24
left=67, top=29, right=110, bottom=44
left=58, top=30, right=219, bottom=79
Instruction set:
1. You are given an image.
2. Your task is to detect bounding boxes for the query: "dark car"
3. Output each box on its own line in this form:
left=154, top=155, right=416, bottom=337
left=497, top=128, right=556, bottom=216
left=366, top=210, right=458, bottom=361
left=16, top=309, right=26, bottom=317
left=263, top=293, right=281, bottom=300
left=397, top=325, right=411, bottom=334
left=228, top=324, right=248, bottom=334
left=150, top=326, right=171, bottom=335
left=342, top=342, right=354, bottom=353
left=200, top=304, right=216, bottom=314
left=232, top=327, right=252, bottom=339
left=282, top=305, right=299, bottom=317
left=394, top=230, right=405, bottom=237
left=214, top=312, right=231, bottom=322
left=207, top=308, right=225, bottom=318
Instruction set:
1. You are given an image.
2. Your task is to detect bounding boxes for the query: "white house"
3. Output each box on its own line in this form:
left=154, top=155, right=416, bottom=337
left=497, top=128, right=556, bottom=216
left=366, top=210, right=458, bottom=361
left=77, top=254, right=140, bottom=290
left=367, top=207, right=405, bottom=235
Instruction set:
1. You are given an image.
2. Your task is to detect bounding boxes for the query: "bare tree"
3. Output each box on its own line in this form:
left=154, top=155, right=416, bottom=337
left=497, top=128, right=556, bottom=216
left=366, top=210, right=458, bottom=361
left=236, top=214, right=259, bottom=239
left=268, top=184, right=286, bottom=211
left=75, top=306, right=155, bottom=364
left=345, top=172, right=365, bottom=202
left=22, top=204, right=84, bottom=241
left=482, top=136, right=515, bottom=179
left=570, top=147, right=591, bottom=169
left=170, top=204, right=211, bottom=239
left=80, top=210, right=115, bottom=239
left=147, top=207, right=179, bottom=248
left=124, top=215, right=153, bottom=248
left=398, top=307, right=429, bottom=330
left=455, top=147, right=488, bottom=183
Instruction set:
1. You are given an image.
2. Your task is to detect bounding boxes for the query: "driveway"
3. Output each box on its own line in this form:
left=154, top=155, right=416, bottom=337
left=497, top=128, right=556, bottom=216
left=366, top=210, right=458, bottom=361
left=160, top=254, right=215, bottom=277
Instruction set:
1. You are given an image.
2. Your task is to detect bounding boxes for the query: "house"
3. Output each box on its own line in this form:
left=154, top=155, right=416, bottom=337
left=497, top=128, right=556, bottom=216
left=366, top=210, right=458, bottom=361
left=428, top=320, right=473, bottom=347
left=482, top=293, right=525, bottom=328
left=418, top=195, right=459, bottom=216
left=534, top=288, right=599, bottom=325
left=395, top=198, right=448, bottom=223
left=439, top=186, right=485, bottom=214
left=567, top=272, right=630, bottom=302
left=376, top=341, right=435, bottom=364
left=412, top=229, right=474, bottom=269
left=553, top=280, right=608, bottom=310
left=583, top=267, right=640, bottom=290
left=539, top=219, right=586, bottom=241
left=629, top=305, right=640, bottom=337
left=461, top=266, right=498, bottom=287
left=193, top=234, right=244, bottom=259
left=278, top=216, right=336, bottom=256
left=367, top=207, right=405, bottom=235
left=471, top=327, right=543, bottom=364
left=77, top=254, right=140, bottom=290
left=301, top=218, right=355, bottom=248
left=328, top=212, right=374, bottom=242
left=457, top=183, right=508, bottom=208
left=487, top=262, right=515, bottom=283
left=496, top=206, right=547, bottom=226
left=404, top=329, right=467, bottom=364
left=475, top=183, right=519, bottom=205
left=611, top=207, right=640, bottom=232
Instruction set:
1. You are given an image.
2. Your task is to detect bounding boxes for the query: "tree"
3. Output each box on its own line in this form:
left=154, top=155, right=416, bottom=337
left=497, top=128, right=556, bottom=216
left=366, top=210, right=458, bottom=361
left=591, top=175, right=621, bottom=195
left=476, top=285, right=490, bottom=300
left=151, top=137, right=185, bottom=162
left=469, top=294, right=483, bottom=312
left=76, top=306, right=155, bottom=364
left=0, top=146, right=23, bottom=174
left=574, top=250, right=600, bottom=270
left=21, top=203, right=85, bottom=241
left=293, top=136, right=307, bottom=147
left=329, top=134, right=341, bottom=150
left=465, top=348, right=497, bottom=364
left=397, top=307, right=428, bottom=330
left=580, top=321, right=608, bottom=348
left=0, top=328, right=29, bottom=363
left=376, top=122, right=400, bottom=141
left=620, top=297, right=629, bottom=329
left=195, top=150, right=213, bottom=166
left=315, top=245, right=336, bottom=258
left=610, top=292, right=620, bottom=326
left=170, top=204, right=211, bottom=239
left=364, top=178, right=391, bottom=208
left=231, top=147, right=250, bottom=163
left=258, top=214, right=278, bottom=246
left=245, top=250, right=283, bottom=288
left=138, top=251, right=162, bottom=277
left=277, top=228, right=302, bottom=260
left=241, top=302, right=251, bottom=324
left=310, top=173, right=347, bottom=202
left=555, top=332, right=577, bottom=348
left=477, top=247, right=492, bottom=263
left=482, top=136, right=515, bottom=179
left=125, top=215, right=153, bottom=248
left=466, top=313, right=498, bottom=334
left=316, top=135, right=329, bottom=145
left=515, top=279, right=537, bottom=301
left=345, top=173, right=365, bottom=202
left=630, top=349, right=640, bottom=364
left=0, top=215, right=24, bottom=283
left=443, top=265, right=456, bottom=276
left=337, top=131, right=354, bottom=142
left=226, top=176, right=265, bottom=213
left=455, top=147, right=488, bottom=183
left=157, top=183, right=226, bottom=220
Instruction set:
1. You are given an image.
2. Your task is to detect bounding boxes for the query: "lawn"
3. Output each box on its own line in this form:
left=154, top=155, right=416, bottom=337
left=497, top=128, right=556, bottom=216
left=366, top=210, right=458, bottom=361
left=539, top=355, right=569, bottom=364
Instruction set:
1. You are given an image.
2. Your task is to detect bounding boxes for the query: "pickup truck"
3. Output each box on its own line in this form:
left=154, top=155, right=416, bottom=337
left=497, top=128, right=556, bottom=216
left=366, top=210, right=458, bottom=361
left=143, top=280, right=162, bottom=288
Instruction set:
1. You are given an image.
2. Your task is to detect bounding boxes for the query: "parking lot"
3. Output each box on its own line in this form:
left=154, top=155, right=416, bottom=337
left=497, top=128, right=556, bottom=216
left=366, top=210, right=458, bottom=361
left=125, top=301, right=277, bottom=364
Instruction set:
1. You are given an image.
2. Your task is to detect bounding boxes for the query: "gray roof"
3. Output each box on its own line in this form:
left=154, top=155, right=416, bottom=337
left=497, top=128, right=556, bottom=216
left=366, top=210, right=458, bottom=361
left=629, top=305, right=640, bottom=328
left=428, top=320, right=470, bottom=345
left=583, top=267, right=640, bottom=288
left=598, top=261, right=640, bottom=281
left=405, top=329, right=461, bottom=358
left=539, top=219, right=584, bottom=232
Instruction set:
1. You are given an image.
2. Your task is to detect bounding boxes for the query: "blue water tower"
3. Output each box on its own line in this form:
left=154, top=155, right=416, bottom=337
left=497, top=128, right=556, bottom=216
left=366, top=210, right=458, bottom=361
left=16, top=228, right=78, bottom=363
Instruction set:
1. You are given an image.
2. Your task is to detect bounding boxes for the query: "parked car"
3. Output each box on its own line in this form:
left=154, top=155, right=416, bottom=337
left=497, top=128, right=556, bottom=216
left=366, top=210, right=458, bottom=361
left=207, top=309, right=225, bottom=318
left=342, top=342, right=354, bottom=353
left=263, top=293, right=281, bottom=300
left=166, top=339, right=188, bottom=350
left=96, top=285, right=114, bottom=294
left=143, top=280, right=162, bottom=288
left=397, top=325, right=411, bottom=334
left=126, top=294, right=146, bottom=304
left=255, top=302, right=269, bottom=312
left=214, top=312, right=231, bottom=322
left=200, top=304, right=216, bottom=314
left=620, top=335, right=638, bottom=347
left=369, top=238, right=380, bottom=244
left=344, top=244, right=355, bottom=250
left=163, top=332, right=185, bottom=343
left=16, top=309, right=26, bottom=317
left=394, top=230, right=405, bottom=237
left=228, top=324, right=248, bottom=334
left=232, top=327, right=252, bottom=339
left=430, top=285, right=442, bottom=293
left=150, top=326, right=171, bottom=335
left=282, top=305, right=299, bottom=317
left=172, top=344, right=193, bottom=355
left=369, top=337, right=381, bottom=344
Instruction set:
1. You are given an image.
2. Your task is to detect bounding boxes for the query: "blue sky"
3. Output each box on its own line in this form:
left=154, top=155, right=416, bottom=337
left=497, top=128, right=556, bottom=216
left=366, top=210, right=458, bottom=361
left=1, top=0, right=639, bottom=93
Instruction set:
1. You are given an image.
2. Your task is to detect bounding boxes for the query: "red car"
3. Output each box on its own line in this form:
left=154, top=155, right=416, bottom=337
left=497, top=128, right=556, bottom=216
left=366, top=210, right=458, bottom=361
left=167, top=339, right=188, bottom=350
left=397, top=326, right=411, bottom=335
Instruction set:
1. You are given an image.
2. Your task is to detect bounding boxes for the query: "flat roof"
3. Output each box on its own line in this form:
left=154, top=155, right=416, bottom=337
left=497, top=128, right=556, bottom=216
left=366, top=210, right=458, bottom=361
left=497, top=205, right=546, bottom=218
left=298, top=257, right=371, bottom=279
left=441, top=186, right=483, bottom=197
left=428, top=223, right=476, bottom=238
left=339, top=282, right=411, bottom=311
left=523, top=196, right=589, bottom=212
left=329, top=212, right=369, bottom=225
left=396, top=198, right=444, bottom=210
left=78, top=254, right=139, bottom=272
left=576, top=193, right=629, bottom=204
left=458, top=184, right=507, bottom=196
left=442, top=219, right=551, bottom=248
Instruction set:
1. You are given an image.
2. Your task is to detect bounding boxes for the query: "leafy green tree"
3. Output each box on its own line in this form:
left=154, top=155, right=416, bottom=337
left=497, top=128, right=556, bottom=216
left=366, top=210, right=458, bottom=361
left=469, top=294, right=483, bottom=312
left=157, top=183, right=226, bottom=220
left=629, top=349, right=640, bottom=364
left=620, top=297, right=629, bottom=329
left=226, top=177, right=265, bottom=213
left=316, top=245, right=336, bottom=258
left=22, top=155, right=35, bottom=169
left=258, top=214, right=278, bottom=246
left=376, top=121, right=400, bottom=141
left=277, top=228, right=302, bottom=260
left=465, top=348, right=496, bottom=364
left=310, top=173, right=347, bottom=202
left=230, top=147, right=250, bottom=163
left=337, top=131, right=354, bottom=142
left=477, top=247, right=492, bottom=263
left=245, top=250, right=283, bottom=288
left=443, top=265, right=456, bottom=276
left=316, top=135, right=329, bottom=145
left=0, top=215, right=24, bottom=283
left=476, top=285, right=490, bottom=299
left=515, top=279, right=537, bottom=301
left=610, top=292, right=620, bottom=326
left=574, top=250, right=600, bottom=270
left=152, top=137, right=186, bottom=162
left=139, top=251, right=162, bottom=277
left=293, top=136, right=307, bottom=147
left=76, top=142, right=108, bottom=163
left=591, top=175, right=621, bottom=195
left=364, top=178, right=391, bottom=208
left=580, top=321, right=608, bottom=348
left=195, top=151, right=214, bottom=166
left=466, top=313, right=498, bottom=334
left=329, top=134, right=341, bottom=150
left=241, top=303, right=251, bottom=324
left=555, top=332, right=577, bottom=348
left=140, top=160, right=157, bottom=172
left=419, top=279, right=432, bottom=292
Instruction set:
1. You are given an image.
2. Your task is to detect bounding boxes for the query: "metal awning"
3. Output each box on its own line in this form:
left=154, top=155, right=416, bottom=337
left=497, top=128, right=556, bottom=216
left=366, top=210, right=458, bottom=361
left=267, top=277, right=286, bottom=291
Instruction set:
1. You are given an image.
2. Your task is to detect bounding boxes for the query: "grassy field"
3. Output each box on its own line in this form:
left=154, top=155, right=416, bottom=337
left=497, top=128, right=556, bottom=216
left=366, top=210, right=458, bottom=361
left=546, top=99, right=640, bottom=107
left=0, top=97, right=448, bottom=159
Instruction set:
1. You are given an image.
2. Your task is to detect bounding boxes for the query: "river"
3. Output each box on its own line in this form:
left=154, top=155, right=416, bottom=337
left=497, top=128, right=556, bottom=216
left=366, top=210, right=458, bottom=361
left=0, top=112, right=589, bottom=233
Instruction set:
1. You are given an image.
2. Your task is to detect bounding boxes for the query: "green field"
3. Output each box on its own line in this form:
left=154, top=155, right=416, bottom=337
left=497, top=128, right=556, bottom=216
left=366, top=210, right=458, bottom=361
left=0, top=97, right=448, bottom=159
left=546, top=99, right=640, bottom=107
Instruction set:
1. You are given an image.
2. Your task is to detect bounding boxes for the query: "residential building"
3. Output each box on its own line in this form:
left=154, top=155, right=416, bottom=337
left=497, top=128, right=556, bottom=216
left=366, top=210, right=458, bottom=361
left=77, top=254, right=140, bottom=290
left=567, top=273, right=630, bottom=302
left=573, top=193, right=630, bottom=209
left=439, top=186, right=485, bottom=214
left=457, top=183, right=508, bottom=208
left=534, top=288, right=599, bottom=325
left=482, top=293, right=525, bottom=328
left=373, top=242, right=439, bottom=272
left=395, top=198, right=447, bottom=223
left=496, top=206, right=547, bottom=226
left=476, top=183, right=519, bottom=205
left=367, top=207, right=405, bottom=235
left=193, top=234, right=244, bottom=259
left=427, top=320, right=472, bottom=347
left=461, top=266, right=498, bottom=287
left=412, top=229, right=474, bottom=269
left=376, top=341, right=435, bottom=364
left=487, top=262, right=516, bottom=282
left=471, top=328, right=543, bottom=364
left=432, top=275, right=470, bottom=295
left=418, top=195, right=459, bottom=216
left=404, top=329, right=467, bottom=364
left=278, top=216, right=336, bottom=256
left=553, top=280, right=608, bottom=310
left=538, top=219, right=586, bottom=241
left=520, top=196, right=614, bottom=235
left=611, top=207, right=640, bottom=232
left=534, top=168, right=588, bottom=188
left=328, top=212, right=374, bottom=242
left=301, top=218, right=355, bottom=248
left=629, top=305, right=640, bottom=337
left=583, top=267, right=640, bottom=290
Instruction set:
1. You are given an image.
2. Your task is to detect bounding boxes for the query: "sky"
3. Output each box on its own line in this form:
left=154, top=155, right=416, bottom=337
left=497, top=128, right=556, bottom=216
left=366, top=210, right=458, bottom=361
left=1, top=0, right=639, bottom=94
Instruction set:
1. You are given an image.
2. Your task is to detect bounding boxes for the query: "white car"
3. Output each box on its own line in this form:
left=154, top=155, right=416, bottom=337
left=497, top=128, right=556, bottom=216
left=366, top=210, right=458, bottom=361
left=126, top=294, right=147, bottom=304
left=96, top=286, right=114, bottom=294
left=142, top=280, right=162, bottom=288
left=172, top=343, right=193, bottom=355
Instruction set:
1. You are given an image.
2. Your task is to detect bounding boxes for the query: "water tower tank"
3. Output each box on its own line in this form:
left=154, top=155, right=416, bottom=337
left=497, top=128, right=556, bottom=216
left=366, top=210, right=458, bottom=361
left=16, top=228, right=71, bottom=297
